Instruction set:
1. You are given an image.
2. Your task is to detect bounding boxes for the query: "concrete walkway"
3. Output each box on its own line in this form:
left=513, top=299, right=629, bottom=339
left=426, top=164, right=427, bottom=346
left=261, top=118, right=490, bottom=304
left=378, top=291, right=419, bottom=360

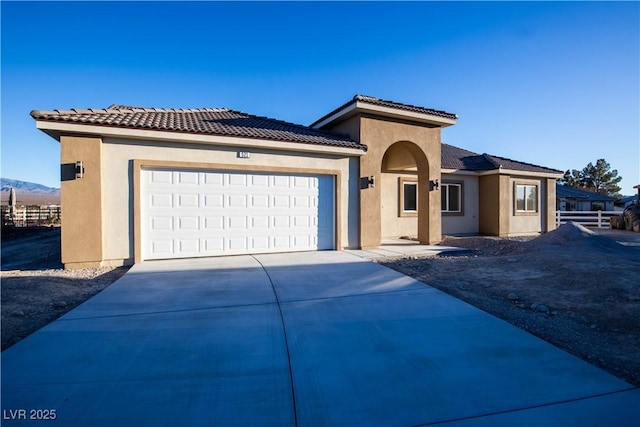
left=2, top=251, right=638, bottom=426
left=345, top=238, right=468, bottom=259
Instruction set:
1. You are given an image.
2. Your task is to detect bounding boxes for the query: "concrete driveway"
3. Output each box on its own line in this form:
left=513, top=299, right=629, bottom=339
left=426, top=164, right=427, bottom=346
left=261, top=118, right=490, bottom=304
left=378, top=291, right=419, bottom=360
left=2, top=251, right=639, bottom=426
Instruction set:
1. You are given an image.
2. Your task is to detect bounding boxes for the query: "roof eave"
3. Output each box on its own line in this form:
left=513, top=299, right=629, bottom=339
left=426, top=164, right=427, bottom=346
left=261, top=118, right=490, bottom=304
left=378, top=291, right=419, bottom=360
left=311, top=100, right=457, bottom=129
left=35, top=120, right=367, bottom=156
left=477, top=168, right=563, bottom=178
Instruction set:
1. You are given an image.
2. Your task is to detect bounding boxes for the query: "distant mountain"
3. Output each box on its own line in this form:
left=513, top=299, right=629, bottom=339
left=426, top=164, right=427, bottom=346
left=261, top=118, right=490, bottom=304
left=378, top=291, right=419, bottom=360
left=1, top=178, right=60, bottom=205
left=1, top=178, right=59, bottom=193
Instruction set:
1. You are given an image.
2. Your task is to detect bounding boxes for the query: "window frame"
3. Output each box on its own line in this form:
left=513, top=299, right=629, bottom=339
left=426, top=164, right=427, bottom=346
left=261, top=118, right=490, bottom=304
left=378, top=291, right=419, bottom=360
left=441, top=181, right=464, bottom=216
left=399, top=177, right=418, bottom=217
left=514, top=182, right=539, bottom=215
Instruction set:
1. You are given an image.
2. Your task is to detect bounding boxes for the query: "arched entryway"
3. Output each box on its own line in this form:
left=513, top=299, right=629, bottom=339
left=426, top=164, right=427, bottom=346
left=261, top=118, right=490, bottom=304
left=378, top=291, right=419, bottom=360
left=380, top=141, right=432, bottom=243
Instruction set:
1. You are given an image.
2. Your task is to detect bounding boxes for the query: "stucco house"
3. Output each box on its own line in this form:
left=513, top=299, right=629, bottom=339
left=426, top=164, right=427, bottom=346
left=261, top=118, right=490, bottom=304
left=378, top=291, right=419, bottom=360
left=32, top=95, right=562, bottom=269
left=556, top=184, right=616, bottom=212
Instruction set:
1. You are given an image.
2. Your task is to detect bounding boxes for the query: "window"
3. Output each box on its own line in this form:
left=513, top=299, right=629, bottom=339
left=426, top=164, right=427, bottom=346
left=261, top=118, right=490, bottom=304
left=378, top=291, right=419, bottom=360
left=591, top=201, right=605, bottom=211
left=441, top=182, right=462, bottom=214
left=403, top=181, right=417, bottom=212
left=515, top=184, right=538, bottom=213
left=399, top=178, right=418, bottom=217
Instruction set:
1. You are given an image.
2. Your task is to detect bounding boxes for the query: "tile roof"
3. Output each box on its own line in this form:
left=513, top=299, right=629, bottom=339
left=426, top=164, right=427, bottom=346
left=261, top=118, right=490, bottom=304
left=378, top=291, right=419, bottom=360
left=31, top=105, right=366, bottom=151
left=556, top=184, right=616, bottom=201
left=311, top=94, right=457, bottom=127
left=442, top=143, right=562, bottom=174
left=353, top=95, right=458, bottom=120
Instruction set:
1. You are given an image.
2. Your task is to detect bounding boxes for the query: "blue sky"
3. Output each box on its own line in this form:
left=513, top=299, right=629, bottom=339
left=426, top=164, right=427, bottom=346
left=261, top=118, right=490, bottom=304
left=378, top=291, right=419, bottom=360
left=2, top=1, right=639, bottom=194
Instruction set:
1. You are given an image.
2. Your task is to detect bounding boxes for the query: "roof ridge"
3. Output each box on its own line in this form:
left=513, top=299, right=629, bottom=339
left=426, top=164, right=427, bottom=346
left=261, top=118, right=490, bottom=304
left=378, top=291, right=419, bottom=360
left=355, top=94, right=458, bottom=119
left=225, top=108, right=357, bottom=142
left=482, top=153, right=503, bottom=168
left=484, top=152, right=562, bottom=173
left=107, top=105, right=230, bottom=113
left=311, top=94, right=457, bottom=128
left=442, top=142, right=481, bottom=157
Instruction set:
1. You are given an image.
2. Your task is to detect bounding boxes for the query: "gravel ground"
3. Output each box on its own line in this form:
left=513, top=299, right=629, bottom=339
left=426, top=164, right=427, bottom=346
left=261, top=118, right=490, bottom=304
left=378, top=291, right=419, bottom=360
left=1, top=267, right=129, bottom=350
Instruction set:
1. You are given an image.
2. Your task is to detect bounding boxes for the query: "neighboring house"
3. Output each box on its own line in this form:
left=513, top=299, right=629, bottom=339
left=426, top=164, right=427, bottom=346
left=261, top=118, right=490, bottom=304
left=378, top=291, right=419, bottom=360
left=32, top=95, right=562, bottom=269
left=556, top=184, right=616, bottom=212
left=614, top=194, right=638, bottom=212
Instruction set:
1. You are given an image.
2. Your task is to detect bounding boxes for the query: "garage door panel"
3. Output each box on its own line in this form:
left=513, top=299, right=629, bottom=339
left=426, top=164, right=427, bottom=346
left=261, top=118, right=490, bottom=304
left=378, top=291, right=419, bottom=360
left=228, top=174, right=247, bottom=186
left=228, top=194, right=247, bottom=208
left=272, top=176, right=290, bottom=187
left=177, top=217, right=199, bottom=230
left=204, top=194, right=224, bottom=208
left=141, top=169, right=334, bottom=260
left=228, top=237, right=248, bottom=251
left=151, top=239, right=174, bottom=255
left=150, top=216, right=174, bottom=231
left=251, top=236, right=270, bottom=250
left=150, top=193, right=173, bottom=208
left=150, top=170, right=173, bottom=184
left=273, top=195, right=290, bottom=208
left=293, top=235, right=311, bottom=248
left=204, top=173, right=223, bottom=185
left=178, top=239, right=200, bottom=253
left=177, top=193, right=200, bottom=208
left=293, top=195, right=310, bottom=208
left=178, top=171, right=199, bottom=185
left=204, top=237, right=224, bottom=252
left=251, top=175, right=269, bottom=187
left=293, top=215, right=310, bottom=227
left=251, top=195, right=269, bottom=208
left=273, top=216, right=290, bottom=228
left=252, top=216, right=269, bottom=228
left=204, top=216, right=224, bottom=230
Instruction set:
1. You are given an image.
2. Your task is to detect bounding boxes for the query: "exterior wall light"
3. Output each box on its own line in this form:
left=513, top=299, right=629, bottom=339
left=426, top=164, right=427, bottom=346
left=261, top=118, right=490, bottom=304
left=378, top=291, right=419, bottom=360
left=360, top=176, right=376, bottom=189
left=75, top=161, right=84, bottom=179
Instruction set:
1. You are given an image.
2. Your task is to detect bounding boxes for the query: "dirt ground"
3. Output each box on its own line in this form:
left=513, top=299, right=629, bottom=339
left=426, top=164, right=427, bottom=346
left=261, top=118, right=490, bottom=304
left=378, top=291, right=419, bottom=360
left=380, top=225, right=640, bottom=387
left=1, top=227, right=129, bottom=350
left=2, top=224, right=639, bottom=388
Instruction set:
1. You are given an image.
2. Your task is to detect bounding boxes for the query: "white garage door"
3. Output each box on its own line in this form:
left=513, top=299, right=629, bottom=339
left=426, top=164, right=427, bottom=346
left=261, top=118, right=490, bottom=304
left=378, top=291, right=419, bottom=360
left=141, top=169, right=335, bottom=260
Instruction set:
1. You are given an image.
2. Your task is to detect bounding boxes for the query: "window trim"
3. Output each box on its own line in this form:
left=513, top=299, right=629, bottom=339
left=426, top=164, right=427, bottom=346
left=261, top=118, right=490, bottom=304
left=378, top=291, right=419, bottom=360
left=441, top=180, right=464, bottom=216
left=514, top=182, right=539, bottom=215
left=399, top=177, right=418, bottom=217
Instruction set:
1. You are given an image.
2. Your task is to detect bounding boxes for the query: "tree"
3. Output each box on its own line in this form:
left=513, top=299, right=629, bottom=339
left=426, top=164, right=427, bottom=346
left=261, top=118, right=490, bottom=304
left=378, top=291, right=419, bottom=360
left=560, top=169, right=582, bottom=188
left=559, top=158, right=622, bottom=197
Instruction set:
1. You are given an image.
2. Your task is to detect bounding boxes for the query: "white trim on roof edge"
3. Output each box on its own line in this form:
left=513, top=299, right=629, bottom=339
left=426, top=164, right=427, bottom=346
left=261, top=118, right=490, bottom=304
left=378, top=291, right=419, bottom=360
left=312, top=100, right=457, bottom=129
left=36, top=121, right=366, bottom=157
left=476, top=168, right=563, bottom=178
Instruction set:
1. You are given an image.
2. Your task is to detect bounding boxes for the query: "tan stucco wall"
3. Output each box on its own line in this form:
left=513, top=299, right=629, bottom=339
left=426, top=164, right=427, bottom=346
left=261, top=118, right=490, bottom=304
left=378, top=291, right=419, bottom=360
left=479, top=173, right=556, bottom=237
left=380, top=173, right=418, bottom=238
left=327, top=115, right=442, bottom=247
left=508, top=176, right=547, bottom=236
left=441, top=173, right=479, bottom=235
left=101, top=139, right=359, bottom=263
left=479, top=174, right=510, bottom=236
left=60, top=136, right=103, bottom=268
left=545, top=178, right=557, bottom=233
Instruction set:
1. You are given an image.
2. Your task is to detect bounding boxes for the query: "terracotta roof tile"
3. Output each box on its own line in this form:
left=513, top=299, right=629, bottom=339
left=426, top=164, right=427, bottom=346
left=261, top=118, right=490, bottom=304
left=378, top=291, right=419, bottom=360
left=312, top=94, right=457, bottom=127
left=31, top=106, right=366, bottom=151
left=482, top=153, right=563, bottom=174
left=442, top=143, right=562, bottom=174
left=353, top=95, right=458, bottom=120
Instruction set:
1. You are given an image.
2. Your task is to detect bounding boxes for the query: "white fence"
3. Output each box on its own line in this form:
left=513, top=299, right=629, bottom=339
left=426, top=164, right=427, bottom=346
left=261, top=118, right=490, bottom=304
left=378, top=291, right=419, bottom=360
left=1, top=205, right=61, bottom=227
left=556, top=210, right=619, bottom=228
